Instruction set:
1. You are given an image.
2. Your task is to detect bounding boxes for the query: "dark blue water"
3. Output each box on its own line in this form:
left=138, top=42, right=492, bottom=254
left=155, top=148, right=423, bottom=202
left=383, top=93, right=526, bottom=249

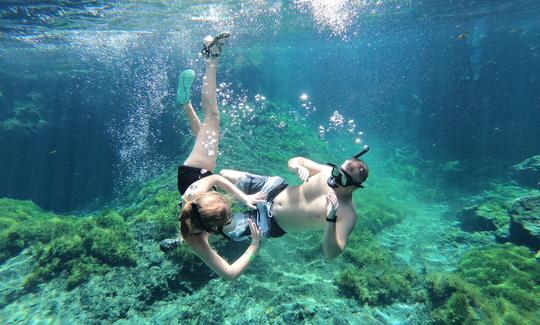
left=1, top=0, right=539, bottom=212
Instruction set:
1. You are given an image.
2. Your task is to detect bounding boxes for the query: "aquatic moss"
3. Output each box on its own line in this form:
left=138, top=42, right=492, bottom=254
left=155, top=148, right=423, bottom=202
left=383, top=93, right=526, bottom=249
left=0, top=198, right=78, bottom=262
left=0, top=199, right=138, bottom=289
left=336, top=231, right=418, bottom=305
left=457, top=184, right=538, bottom=238
left=23, top=213, right=137, bottom=290
left=426, top=244, right=540, bottom=324
left=218, top=100, right=328, bottom=175
left=124, top=188, right=179, bottom=241
left=0, top=97, right=47, bottom=135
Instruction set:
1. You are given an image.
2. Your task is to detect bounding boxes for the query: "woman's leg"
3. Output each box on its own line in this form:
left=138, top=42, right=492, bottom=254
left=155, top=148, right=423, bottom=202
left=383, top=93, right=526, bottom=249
left=183, top=58, right=220, bottom=171
left=183, top=101, right=201, bottom=137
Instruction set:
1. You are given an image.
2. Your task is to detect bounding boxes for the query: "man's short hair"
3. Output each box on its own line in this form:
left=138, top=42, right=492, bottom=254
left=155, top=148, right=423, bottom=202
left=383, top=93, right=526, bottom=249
left=350, top=158, right=369, bottom=184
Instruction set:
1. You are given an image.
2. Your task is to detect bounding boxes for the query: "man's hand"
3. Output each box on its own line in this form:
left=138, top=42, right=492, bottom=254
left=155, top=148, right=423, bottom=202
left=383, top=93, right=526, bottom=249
left=295, top=166, right=310, bottom=182
left=244, top=191, right=266, bottom=210
left=326, top=189, right=339, bottom=218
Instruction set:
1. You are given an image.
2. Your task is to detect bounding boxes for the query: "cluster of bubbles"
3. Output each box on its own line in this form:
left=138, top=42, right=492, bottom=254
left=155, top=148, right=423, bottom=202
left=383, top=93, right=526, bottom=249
left=296, top=91, right=364, bottom=144
left=293, top=0, right=402, bottom=39
left=201, top=130, right=218, bottom=157
left=293, top=0, right=360, bottom=38
left=319, top=110, right=364, bottom=144
left=217, top=82, right=269, bottom=128
left=299, top=93, right=316, bottom=114
left=112, top=55, right=171, bottom=190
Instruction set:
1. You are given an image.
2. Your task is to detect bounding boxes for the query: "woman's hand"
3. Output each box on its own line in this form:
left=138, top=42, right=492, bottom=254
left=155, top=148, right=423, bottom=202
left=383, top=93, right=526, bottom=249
left=248, top=219, right=262, bottom=244
left=244, top=191, right=266, bottom=209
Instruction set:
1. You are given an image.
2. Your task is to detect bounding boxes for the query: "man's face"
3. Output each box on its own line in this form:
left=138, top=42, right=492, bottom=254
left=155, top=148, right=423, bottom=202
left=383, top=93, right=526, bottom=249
left=340, top=160, right=360, bottom=184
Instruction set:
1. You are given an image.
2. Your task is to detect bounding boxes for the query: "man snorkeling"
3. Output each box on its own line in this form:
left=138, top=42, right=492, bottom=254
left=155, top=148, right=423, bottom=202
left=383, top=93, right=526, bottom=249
left=217, top=146, right=369, bottom=259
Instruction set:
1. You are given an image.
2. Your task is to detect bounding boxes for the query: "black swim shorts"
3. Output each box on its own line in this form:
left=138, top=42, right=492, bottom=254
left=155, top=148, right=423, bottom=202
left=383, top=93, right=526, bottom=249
left=177, top=165, right=213, bottom=194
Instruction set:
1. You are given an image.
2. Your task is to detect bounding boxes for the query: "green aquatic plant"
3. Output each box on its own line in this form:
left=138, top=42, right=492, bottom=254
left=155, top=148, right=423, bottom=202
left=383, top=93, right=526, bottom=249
left=336, top=231, right=418, bottom=305
left=0, top=98, right=47, bottom=135
left=426, top=243, right=540, bottom=325
left=0, top=199, right=138, bottom=289
left=219, top=100, right=329, bottom=175
left=23, top=213, right=137, bottom=290
left=0, top=198, right=77, bottom=262
left=457, top=184, right=537, bottom=237
left=22, top=212, right=137, bottom=290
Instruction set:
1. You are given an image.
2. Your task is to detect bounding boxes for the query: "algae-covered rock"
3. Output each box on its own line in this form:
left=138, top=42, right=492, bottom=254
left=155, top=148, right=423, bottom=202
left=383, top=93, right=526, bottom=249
left=510, top=155, right=540, bottom=188
left=509, top=195, right=540, bottom=250
left=456, top=184, right=537, bottom=241
left=0, top=198, right=139, bottom=289
left=336, top=231, right=418, bottom=306
left=426, top=244, right=540, bottom=325
left=0, top=95, right=47, bottom=135
left=457, top=204, right=505, bottom=234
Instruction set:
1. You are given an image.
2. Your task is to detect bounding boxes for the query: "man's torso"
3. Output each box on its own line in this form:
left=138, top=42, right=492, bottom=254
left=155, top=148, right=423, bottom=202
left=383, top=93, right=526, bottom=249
left=272, top=167, right=354, bottom=232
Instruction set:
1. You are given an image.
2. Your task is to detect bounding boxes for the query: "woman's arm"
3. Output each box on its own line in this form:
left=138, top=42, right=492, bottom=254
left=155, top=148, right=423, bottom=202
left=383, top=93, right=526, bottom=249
left=209, top=174, right=264, bottom=209
left=189, top=219, right=261, bottom=280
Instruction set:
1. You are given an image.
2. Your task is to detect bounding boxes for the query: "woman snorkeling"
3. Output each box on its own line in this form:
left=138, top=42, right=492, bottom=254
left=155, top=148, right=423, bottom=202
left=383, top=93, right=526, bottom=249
left=160, top=32, right=265, bottom=280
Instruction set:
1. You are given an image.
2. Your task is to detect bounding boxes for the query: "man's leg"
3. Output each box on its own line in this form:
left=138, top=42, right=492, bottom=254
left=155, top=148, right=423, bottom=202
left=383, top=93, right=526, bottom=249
left=220, top=169, right=284, bottom=194
left=219, top=169, right=247, bottom=185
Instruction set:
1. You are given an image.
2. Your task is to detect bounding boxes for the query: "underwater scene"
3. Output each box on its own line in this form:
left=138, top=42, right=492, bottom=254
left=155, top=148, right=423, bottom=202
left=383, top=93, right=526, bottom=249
left=1, top=0, right=540, bottom=324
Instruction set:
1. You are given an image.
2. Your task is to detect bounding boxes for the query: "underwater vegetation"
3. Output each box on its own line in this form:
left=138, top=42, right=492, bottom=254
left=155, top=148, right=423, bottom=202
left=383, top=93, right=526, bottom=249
left=457, top=155, right=540, bottom=250
left=457, top=184, right=537, bottom=239
left=510, top=155, right=540, bottom=188
left=218, top=99, right=328, bottom=176
left=337, top=231, right=419, bottom=306
left=426, top=244, right=540, bottom=325
left=0, top=198, right=137, bottom=290
left=0, top=93, right=47, bottom=136
left=1, top=99, right=539, bottom=323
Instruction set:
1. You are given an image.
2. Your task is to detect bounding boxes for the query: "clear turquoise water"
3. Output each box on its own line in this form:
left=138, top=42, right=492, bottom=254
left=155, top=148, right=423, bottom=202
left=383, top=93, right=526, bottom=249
left=1, top=1, right=540, bottom=324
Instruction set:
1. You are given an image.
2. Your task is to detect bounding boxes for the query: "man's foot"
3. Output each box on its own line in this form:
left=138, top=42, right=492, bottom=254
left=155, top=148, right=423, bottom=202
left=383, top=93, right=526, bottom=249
left=201, top=32, right=231, bottom=58
left=160, top=237, right=182, bottom=253
left=176, top=69, right=196, bottom=106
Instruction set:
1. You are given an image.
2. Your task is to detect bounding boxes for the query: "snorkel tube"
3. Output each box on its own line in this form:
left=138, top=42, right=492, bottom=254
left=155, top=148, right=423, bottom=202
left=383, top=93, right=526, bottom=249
left=353, top=145, right=370, bottom=159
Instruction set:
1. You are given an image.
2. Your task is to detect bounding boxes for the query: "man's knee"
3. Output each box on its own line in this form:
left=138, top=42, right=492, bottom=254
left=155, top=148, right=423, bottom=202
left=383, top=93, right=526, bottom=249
left=220, top=169, right=243, bottom=184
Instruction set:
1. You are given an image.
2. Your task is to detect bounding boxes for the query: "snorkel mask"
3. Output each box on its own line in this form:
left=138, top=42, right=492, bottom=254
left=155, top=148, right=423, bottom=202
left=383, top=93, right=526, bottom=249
left=190, top=203, right=231, bottom=234
left=327, top=145, right=369, bottom=189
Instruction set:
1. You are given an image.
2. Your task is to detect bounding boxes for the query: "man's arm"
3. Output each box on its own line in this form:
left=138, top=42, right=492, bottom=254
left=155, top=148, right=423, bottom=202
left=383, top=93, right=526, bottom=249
left=323, top=191, right=356, bottom=259
left=288, top=157, right=327, bottom=181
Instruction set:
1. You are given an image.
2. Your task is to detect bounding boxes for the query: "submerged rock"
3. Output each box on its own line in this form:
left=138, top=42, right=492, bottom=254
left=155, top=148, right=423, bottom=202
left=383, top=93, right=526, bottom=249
left=457, top=205, right=508, bottom=241
left=510, top=155, right=540, bottom=188
left=456, top=184, right=537, bottom=242
left=509, top=195, right=540, bottom=250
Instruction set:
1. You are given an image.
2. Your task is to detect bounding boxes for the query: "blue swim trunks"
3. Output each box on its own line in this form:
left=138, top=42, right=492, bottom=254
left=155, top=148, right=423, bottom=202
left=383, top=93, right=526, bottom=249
left=224, top=173, right=288, bottom=241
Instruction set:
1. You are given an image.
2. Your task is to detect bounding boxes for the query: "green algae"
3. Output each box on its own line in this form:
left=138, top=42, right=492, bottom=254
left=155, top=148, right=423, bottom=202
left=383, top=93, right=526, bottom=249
left=336, top=231, right=418, bottom=305
left=0, top=198, right=137, bottom=289
left=0, top=96, right=47, bottom=135
left=426, top=243, right=540, bottom=324
left=458, top=184, right=538, bottom=236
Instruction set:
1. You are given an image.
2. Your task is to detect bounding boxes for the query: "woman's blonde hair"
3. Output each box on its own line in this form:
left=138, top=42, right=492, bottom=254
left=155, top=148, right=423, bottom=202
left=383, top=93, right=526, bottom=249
left=179, top=191, right=231, bottom=239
